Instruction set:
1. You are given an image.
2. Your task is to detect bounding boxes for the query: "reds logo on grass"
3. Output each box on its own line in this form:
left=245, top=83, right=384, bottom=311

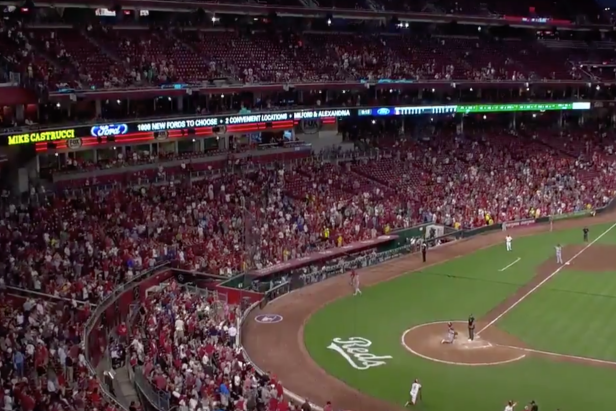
left=328, top=337, right=392, bottom=370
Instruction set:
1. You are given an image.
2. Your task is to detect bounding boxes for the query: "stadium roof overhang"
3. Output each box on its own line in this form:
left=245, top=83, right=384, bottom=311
left=4, top=0, right=612, bottom=31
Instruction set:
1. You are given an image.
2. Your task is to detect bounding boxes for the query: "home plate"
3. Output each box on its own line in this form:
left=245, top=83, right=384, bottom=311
left=458, top=338, right=493, bottom=349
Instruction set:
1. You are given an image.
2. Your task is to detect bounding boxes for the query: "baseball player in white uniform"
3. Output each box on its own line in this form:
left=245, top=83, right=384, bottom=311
left=555, top=244, right=563, bottom=264
left=440, top=322, right=457, bottom=344
left=404, top=379, right=422, bottom=407
left=506, top=235, right=512, bottom=251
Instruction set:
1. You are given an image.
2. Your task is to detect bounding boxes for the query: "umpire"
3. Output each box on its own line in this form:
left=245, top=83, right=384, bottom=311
left=468, top=314, right=475, bottom=341
left=583, top=226, right=589, bottom=242
left=421, top=241, right=427, bottom=263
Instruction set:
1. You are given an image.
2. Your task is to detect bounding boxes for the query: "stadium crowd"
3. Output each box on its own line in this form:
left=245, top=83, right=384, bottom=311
left=18, top=124, right=616, bottom=284
left=127, top=280, right=250, bottom=411
left=0, top=121, right=613, bottom=411
left=0, top=15, right=612, bottom=91
left=0, top=1, right=615, bottom=410
left=0, top=291, right=121, bottom=411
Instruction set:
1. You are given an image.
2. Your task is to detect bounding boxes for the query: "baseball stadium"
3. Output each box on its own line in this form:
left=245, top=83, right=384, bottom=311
left=243, top=215, right=616, bottom=411
left=3, top=2, right=616, bottom=411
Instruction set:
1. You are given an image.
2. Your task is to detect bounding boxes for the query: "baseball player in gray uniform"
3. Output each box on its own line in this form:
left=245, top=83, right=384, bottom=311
left=555, top=244, right=563, bottom=264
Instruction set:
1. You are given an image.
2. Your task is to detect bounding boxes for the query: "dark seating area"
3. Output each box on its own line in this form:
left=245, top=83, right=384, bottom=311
left=5, top=23, right=616, bottom=90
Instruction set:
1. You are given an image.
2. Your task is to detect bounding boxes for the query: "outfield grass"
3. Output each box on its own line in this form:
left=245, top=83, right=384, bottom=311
left=304, top=222, right=616, bottom=411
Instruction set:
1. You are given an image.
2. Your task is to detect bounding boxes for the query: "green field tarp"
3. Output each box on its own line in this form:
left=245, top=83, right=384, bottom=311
left=377, top=240, right=401, bottom=253
left=218, top=274, right=246, bottom=289
left=391, top=223, right=432, bottom=246
left=391, top=223, right=432, bottom=248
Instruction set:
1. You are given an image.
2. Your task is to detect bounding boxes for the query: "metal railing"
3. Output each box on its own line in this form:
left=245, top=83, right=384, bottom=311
left=132, top=366, right=172, bottom=411
left=82, top=262, right=172, bottom=411
left=124, top=281, right=225, bottom=411
left=5, top=271, right=167, bottom=411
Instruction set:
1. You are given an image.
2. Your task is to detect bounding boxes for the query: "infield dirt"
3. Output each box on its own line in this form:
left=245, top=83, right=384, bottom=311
left=554, top=244, right=616, bottom=273
left=242, top=213, right=616, bottom=411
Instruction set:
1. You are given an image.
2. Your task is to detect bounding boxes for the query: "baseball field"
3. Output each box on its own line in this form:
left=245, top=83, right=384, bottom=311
left=242, top=212, right=616, bottom=411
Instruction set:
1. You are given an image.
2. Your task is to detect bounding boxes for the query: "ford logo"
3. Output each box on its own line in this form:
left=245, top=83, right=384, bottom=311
left=90, top=124, right=129, bottom=137
left=376, top=108, right=391, bottom=116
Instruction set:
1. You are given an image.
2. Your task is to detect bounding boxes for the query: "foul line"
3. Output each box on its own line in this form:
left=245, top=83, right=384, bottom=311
left=498, top=257, right=521, bottom=272
left=494, top=344, right=616, bottom=367
left=400, top=321, right=526, bottom=366
left=477, top=222, right=616, bottom=335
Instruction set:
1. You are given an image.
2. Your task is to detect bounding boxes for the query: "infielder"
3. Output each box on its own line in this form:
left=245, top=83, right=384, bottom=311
left=441, top=322, right=457, bottom=344
left=505, top=235, right=512, bottom=252
left=555, top=243, right=563, bottom=264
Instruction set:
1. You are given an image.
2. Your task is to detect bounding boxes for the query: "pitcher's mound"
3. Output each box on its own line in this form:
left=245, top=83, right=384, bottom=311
left=401, top=321, right=527, bottom=366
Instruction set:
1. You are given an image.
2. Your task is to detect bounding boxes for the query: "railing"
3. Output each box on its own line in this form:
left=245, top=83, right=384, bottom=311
left=51, top=143, right=311, bottom=182
left=43, top=78, right=612, bottom=98
left=4, top=276, right=151, bottom=410
left=82, top=262, right=172, bottom=411
left=4, top=285, right=98, bottom=308
left=132, top=366, right=172, bottom=411
left=123, top=280, right=225, bottom=411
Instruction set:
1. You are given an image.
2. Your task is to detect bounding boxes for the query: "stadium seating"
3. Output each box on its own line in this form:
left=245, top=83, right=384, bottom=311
left=3, top=123, right=615, bottom=411
left=3, top=5, right=616, bottom=408
left=48, top=125, right=616, bottom=241
left=6, top=23, right=616, bottom=90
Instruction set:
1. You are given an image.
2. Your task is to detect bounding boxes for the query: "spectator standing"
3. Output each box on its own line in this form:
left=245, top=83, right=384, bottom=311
left=13, top=349, right=24, bottom=378
left=220, top=381, right=230, bottom=408
left=228, top=324, right=238, bottom=343
left=65, top=355, right=74, bottom=383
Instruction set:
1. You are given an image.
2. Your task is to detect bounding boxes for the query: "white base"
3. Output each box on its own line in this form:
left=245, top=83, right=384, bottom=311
left=458, top=338, right=493, bottom=349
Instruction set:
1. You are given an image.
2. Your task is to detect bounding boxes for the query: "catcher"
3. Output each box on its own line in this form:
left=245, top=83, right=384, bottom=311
left=441, top=322, right=458, bottom=344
